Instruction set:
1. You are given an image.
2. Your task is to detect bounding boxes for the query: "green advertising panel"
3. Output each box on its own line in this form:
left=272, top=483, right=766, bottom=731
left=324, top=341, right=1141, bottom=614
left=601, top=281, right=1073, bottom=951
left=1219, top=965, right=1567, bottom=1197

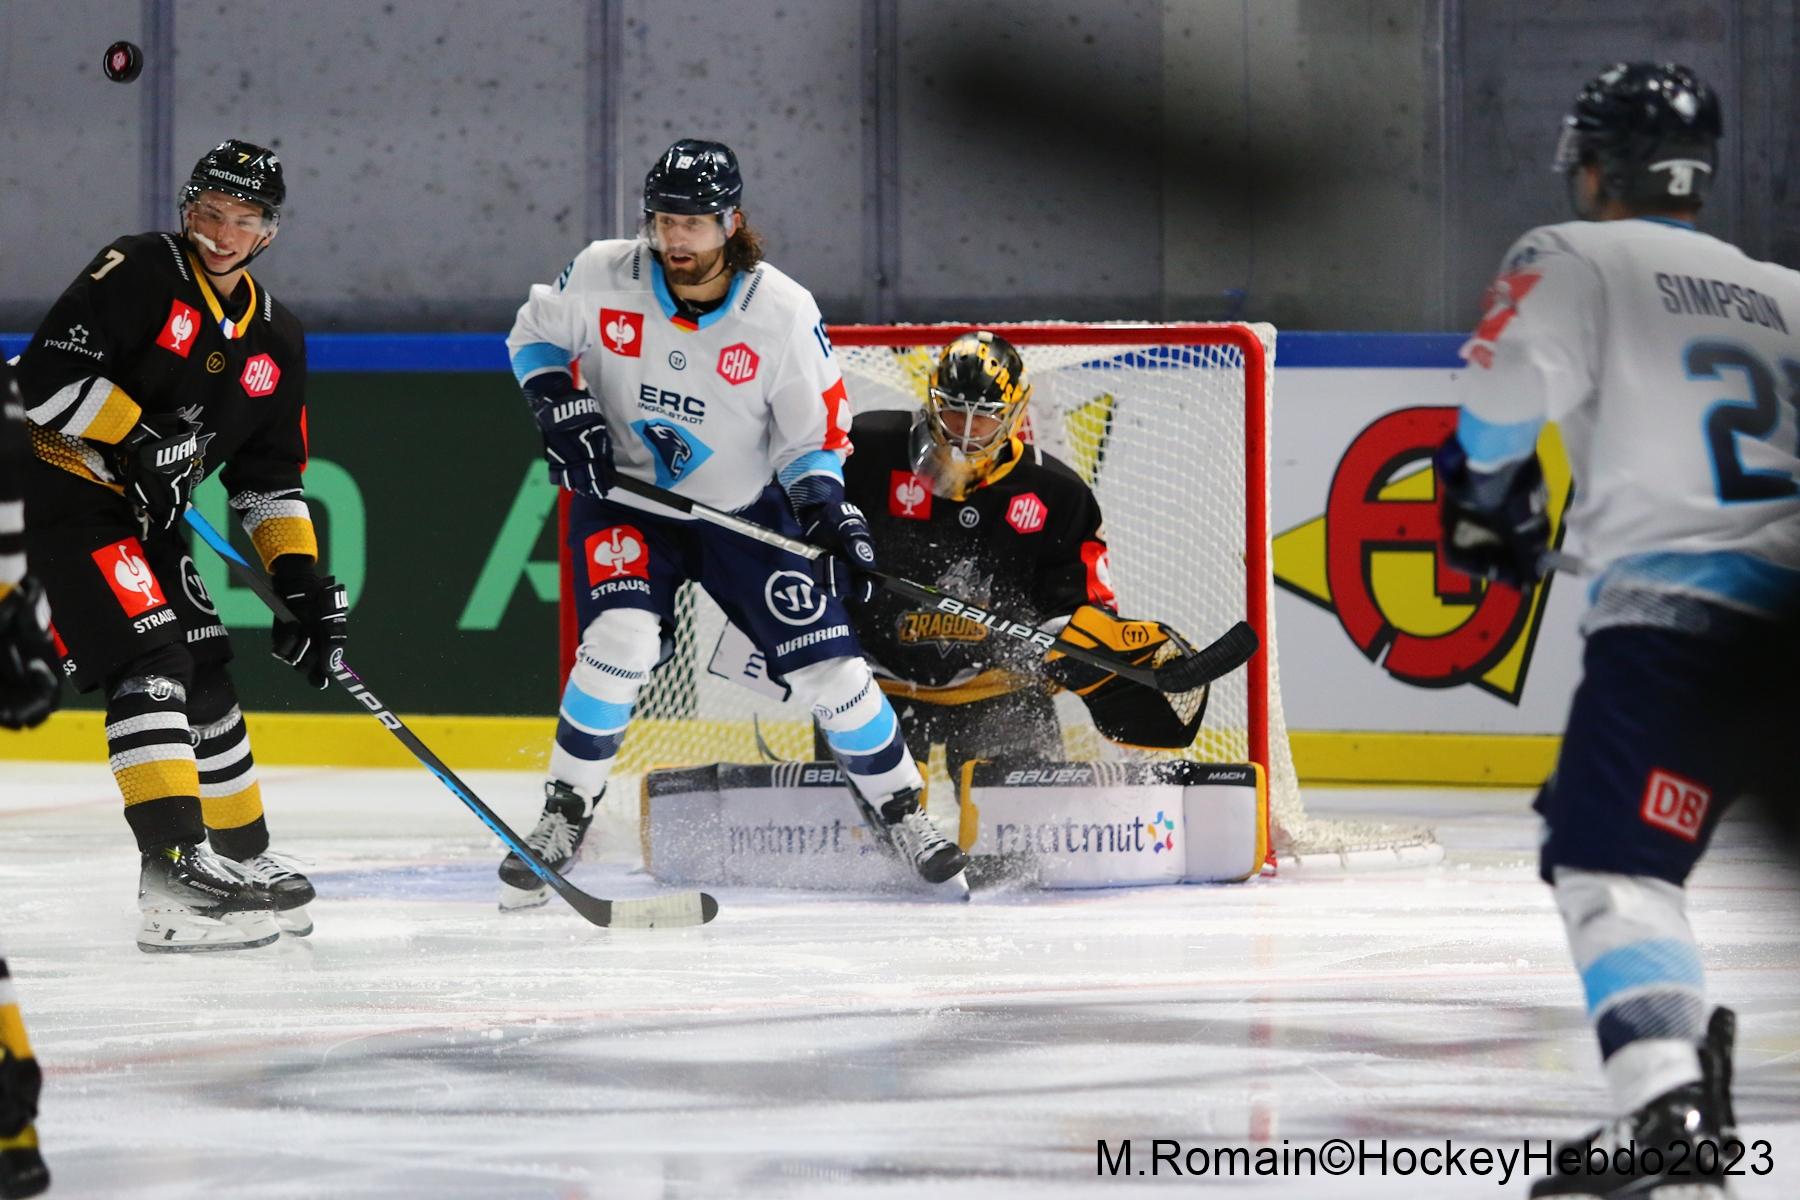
left=63, top=370, right=564, bottom=716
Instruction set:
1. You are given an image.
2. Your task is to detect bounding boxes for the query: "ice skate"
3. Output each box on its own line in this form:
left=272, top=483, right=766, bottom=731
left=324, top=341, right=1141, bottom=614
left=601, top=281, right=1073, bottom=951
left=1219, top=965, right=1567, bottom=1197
left=497, top=781, right=595, bottom=911
left=1530, top=1008, right=1738, bottom=1198
left=221, top=849, right=316, bottom=937
left=857, top=787, right=969, bottom=889
left=136, top=842, right=279, bottom=953
left=0, top=1125, right=49, bottom=1199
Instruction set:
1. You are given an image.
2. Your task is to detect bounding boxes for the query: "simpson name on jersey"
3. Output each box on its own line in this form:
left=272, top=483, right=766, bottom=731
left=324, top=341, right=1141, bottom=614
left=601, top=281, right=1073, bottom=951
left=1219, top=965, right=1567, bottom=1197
left=507, top=240, right=849, bottom=513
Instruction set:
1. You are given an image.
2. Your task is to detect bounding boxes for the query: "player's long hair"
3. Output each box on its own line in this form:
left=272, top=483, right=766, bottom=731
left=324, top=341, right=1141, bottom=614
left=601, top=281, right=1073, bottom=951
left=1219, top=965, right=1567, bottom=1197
left=725, top=216, right=765, bottom=273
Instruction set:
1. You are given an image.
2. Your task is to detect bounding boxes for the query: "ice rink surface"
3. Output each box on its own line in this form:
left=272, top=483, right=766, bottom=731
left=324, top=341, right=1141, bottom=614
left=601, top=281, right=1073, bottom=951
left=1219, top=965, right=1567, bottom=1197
left=1, top=762, right=1796, bottom=1199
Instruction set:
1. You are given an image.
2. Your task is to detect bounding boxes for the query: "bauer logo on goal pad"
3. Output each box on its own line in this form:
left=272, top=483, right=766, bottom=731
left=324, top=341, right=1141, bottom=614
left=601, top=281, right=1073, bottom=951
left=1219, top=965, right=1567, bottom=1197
left=600, top=309, right=643, bottom=357
left=585, top=525, right=650, bottom=584
left=1640, top=769, right=1710, bottom=843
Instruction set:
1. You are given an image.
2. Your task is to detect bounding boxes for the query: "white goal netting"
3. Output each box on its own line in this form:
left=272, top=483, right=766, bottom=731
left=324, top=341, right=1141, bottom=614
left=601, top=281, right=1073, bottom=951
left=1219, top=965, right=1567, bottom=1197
left=564, top=322, right=1437, bottom=869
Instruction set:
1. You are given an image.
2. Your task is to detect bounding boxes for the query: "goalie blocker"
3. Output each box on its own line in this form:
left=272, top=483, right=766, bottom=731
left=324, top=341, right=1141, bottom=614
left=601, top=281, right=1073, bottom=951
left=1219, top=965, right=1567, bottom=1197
left=641, top=758, right=1265, bottom=890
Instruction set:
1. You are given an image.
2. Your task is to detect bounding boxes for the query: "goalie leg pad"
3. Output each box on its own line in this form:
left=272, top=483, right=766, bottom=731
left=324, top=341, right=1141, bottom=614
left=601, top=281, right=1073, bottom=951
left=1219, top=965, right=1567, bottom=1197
left=786, top=655, right=923, bottom=802
left=551, top=607, right=661, bottom=800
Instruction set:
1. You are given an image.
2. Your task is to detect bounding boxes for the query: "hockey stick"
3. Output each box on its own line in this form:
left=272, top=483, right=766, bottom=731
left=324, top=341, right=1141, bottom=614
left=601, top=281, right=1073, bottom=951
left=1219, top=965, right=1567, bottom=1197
left=602, top=473, right=1257, bottom=694
left=183, top=508, right=718, bottom=930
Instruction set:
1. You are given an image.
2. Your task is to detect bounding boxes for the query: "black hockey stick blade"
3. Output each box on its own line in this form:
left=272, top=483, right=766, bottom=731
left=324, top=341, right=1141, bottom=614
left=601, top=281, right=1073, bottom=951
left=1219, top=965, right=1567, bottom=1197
left=1153, top=620, right=1259, bottom=692
left=183, top=508, right=718, bottom=930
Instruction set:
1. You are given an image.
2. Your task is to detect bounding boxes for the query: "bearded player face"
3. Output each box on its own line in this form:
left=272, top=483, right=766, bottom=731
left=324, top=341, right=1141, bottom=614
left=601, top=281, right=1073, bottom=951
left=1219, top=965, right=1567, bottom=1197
left=647, top=210, right=738, bottom=285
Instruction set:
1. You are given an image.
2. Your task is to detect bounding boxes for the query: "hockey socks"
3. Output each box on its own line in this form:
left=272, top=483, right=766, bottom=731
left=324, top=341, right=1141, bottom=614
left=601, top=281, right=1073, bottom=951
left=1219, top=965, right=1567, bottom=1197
left=550, top=609, right=659, bottom=800
left=194, top=703, right=268, bottom=860
left=1553, top=867, right=1706, bottom=1113
left=108, top=673, right=203, bottom=851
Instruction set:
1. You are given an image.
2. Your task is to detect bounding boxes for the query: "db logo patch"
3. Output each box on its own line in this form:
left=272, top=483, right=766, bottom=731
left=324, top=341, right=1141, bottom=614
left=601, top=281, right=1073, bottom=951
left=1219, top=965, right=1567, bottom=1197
left=240, top=354, right=280, bottom=397
left=1640, top=769, right=1711, bottom=843
left=600, top=309, right=642, bottom=357
left=92, top=539, right=167, bottom=617
left=156, top=300, right=201, bottom=358
left=1006, top=492, right=1048, bottom=534
left=585, top=525, right=649, bottom=583
left=765, top=569, right=826, bottom=626
left=890, top=471, right=931, bottom=520
left=718, top=342, right=759, bottom=385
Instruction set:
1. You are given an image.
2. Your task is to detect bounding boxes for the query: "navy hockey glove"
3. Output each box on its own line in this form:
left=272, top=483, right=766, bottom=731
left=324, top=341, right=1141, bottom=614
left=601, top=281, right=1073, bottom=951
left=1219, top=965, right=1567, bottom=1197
left=270, top=558, right=349, bottom=690
left=111, top=417, right=213, bottom=533
left=525, top=378, right=613, bottom=498
left=0, top=576, right=60, bottom=730
left=800, top=500, right=879, bottom=606
left=1434, top=434, right=1549, bottom=588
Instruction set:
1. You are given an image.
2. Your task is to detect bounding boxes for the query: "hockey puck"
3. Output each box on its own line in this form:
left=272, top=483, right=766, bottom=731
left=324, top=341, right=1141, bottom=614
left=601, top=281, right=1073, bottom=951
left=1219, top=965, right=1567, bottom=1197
left=103, top=40, right=143, bottom=83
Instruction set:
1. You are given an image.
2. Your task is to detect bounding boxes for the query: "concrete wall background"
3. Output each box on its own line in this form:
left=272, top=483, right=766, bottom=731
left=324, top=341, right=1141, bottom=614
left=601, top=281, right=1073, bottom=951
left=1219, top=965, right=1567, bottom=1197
left=2, top=0, right=1793, bottom=333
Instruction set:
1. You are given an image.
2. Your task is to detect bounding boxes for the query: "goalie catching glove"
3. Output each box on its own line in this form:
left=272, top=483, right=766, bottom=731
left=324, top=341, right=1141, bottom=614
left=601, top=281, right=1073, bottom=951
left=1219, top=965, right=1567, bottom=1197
left=1044, top=605, right=1210, bottom=749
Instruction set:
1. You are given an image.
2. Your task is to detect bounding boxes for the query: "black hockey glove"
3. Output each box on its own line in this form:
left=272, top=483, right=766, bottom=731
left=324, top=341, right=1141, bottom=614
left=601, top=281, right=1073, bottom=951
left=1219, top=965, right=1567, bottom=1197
left=1433, top=434, right=1550, bottom=589
left=111, top=417, right=213, bottom=533
left=0, top=1046, right=43, bottom=1140
left=800, top=500, right=879, bottom=606
left=525, top=378, right=613, bottom=498
left=0, top=576, right=60, bottom=730
left=269, top=558, right=349, bottom=690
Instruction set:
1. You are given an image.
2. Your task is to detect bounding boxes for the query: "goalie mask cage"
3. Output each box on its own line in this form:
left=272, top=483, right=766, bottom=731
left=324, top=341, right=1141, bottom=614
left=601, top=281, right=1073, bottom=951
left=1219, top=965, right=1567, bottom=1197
left=558, top=322, right=1437, bottom=869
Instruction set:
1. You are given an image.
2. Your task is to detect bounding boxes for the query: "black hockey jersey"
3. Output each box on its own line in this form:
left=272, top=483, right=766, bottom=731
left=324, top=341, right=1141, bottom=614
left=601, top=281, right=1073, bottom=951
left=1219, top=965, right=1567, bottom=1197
left=0, top=363, right=26, bottom=596
left=13, top=232, right=315, bottom=569
left=844, top=409, right=1116, bottom=701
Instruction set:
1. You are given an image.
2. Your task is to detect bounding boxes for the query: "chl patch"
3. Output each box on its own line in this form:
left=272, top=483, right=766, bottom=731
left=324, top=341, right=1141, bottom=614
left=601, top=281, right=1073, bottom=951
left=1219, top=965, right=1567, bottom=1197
left=1006, top=492, right=1048, bottom=535
left=600, top=309, right=643, bottom=357
left=92, top=538, right=167, bottom=617
left=718, top=342, right=759, bottom=385
left=240, top=353, right=280, bottom=397
left=1640, top=768, right=1710, bottom=843
left=584, top=525, right=650, bottom=584
left=890, top=471, right=931, bottom=520
left=156, top=300, right=202, bottom=358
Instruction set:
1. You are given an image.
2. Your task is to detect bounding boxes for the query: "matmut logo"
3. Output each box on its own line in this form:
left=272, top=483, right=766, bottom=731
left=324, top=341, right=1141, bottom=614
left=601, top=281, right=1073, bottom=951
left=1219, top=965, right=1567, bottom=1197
left=156, top=300, right=201, bottom=358
left=1271, top=405, right=1573, bottom=702
left=240, top=354, right=280, bottom=397
left=600, top=309, right=643, bottom=357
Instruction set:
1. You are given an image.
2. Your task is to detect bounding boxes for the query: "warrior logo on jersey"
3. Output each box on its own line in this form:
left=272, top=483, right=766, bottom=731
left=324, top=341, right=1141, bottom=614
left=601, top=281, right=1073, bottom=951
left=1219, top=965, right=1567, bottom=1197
left=92, top=538, right=167, bottom=618
left=765, top=569, right=827, bottom=627
left=1271, top=406, right=1574, bottom=702
left=584, top=525, right=650, bottom=584
left=240, top=354, right=280, bottom=397
left=600, top=309, right=643, bottom=357
left=718, top=343, right=759, bottom=385
left=156, top=300, right=201, bottom=358
left=890, top=471, right=931, bottom=519
left=1006, top=493, right=1048, bottom=535
left=631, top=419, right=714, bottom=487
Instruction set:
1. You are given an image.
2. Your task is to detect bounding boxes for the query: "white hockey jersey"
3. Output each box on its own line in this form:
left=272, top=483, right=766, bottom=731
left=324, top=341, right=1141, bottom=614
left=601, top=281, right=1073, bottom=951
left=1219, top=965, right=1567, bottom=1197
left=1458, top=217, right=1800, bottom=624
left=507, top=239, right=850, bottom=513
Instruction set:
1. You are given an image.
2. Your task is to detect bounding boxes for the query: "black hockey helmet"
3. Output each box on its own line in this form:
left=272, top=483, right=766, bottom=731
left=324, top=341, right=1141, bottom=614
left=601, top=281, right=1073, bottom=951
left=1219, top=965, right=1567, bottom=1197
left=180, top=139, right=286, bottom=224
left=912, top=331, right=1033, bottom=499
left=1554, top=62, right=1721, bottom=213
left=643, top=139, right=743, bottom=216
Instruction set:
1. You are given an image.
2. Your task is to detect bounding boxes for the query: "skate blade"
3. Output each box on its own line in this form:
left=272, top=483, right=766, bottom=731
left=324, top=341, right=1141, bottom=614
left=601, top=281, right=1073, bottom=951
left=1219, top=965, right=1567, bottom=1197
left=276, top=905, right=313, bottom=937
left=137, top=906, right=280, bottom=953
left=927, top=869, right=971, bottom=902
left=498, top=884, right=551, bottom=912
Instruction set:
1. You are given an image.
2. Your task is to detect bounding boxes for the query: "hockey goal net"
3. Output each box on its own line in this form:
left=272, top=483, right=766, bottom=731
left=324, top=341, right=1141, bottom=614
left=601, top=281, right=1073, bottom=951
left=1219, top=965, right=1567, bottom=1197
left=560, top=322, right=1437, bottom=868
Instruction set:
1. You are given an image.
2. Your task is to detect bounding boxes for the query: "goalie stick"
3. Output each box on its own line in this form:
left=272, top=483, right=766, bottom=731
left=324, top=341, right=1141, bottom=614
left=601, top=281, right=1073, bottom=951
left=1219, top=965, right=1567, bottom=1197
left=603, top=473, right=1258, bottom=695
left=184, top=508, right=718, bottom=931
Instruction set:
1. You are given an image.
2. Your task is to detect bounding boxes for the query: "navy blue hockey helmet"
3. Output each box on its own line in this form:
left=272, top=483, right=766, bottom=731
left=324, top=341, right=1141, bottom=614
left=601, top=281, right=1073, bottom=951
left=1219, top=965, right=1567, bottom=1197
left=643, top=139, right=743, bottom=217
left=1554, top=62, right=1721, bottom=211
left=181, top=139, right=286, bottom=224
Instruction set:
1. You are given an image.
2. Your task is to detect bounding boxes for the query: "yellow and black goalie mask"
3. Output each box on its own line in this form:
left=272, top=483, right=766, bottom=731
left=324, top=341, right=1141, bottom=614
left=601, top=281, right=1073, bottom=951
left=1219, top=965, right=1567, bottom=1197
left=912, top=331, right=1031, bottom=500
